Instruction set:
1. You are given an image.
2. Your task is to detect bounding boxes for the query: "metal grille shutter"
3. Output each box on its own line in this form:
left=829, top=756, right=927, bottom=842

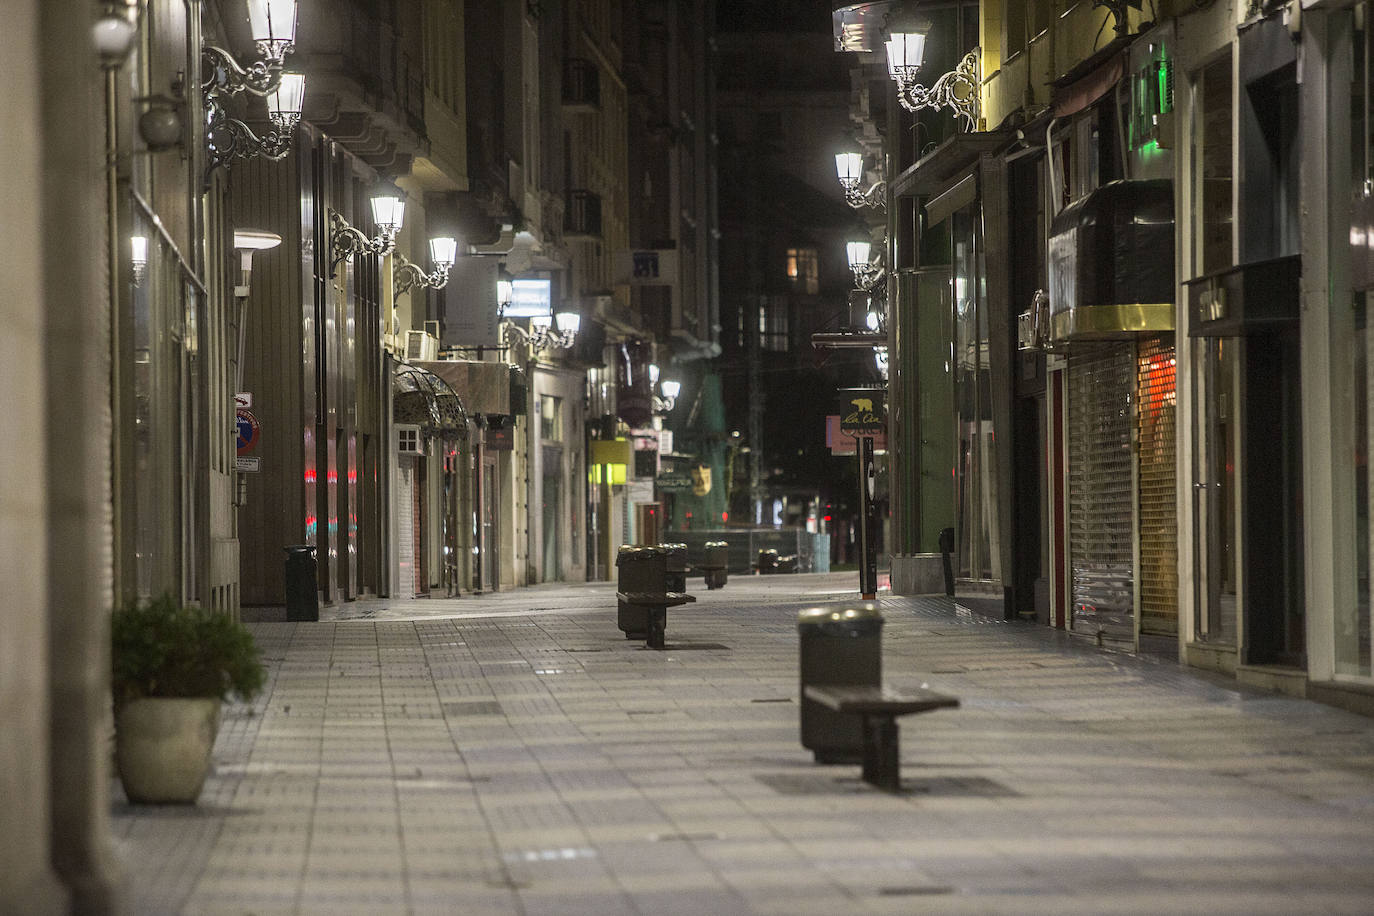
left=397, top=459, right=416, bottom=596
left=1068, top=342, right=1135, bottom=644
left=1136, top=336, right=1178, bottom=636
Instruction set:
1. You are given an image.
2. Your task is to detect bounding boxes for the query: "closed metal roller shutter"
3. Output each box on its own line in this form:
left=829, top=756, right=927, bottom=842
left=1136, top=336, right=1178, bottom=636
left=397, top=459, right=417, bottom=596
left=1068, top=342, right=1135, bottom=644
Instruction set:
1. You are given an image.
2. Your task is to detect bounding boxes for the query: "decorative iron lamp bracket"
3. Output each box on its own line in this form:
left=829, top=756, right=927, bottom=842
left=500, top=318, right=576, bottom=353
left=329, top=210, right=398, bottom=278
left=394, top=253, right=453, bottom=299
left=893, top=51, right=980, bottom=132
left=842, top=179, right=887, bottom=211
left=202, top=44, right=284, bottom=99
left=206, top=96, right=296, bottom=180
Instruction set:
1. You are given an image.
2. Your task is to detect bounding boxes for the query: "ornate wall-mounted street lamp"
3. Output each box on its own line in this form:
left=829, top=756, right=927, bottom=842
left=654, top=378, right=681, bottom=413
left=394, top=236, right=458, bottom=298
left=846, top=240, right=885, bottom=290
left=885, top=24, right=980, bottom=132
left=835, top=152, right=886, bottom=210
left=202, top=0, right=305, bottom=181
left=329, top=192, right=406, bottom=276
left=203, top=0, right=298, bottom=98
left=502, top=310, right=581, bottom=352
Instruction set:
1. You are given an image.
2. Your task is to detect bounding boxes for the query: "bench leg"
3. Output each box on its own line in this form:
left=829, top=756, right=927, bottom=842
left=860, top=715, right=901, bottom=792
left=646, top=608, right=667, bottom=649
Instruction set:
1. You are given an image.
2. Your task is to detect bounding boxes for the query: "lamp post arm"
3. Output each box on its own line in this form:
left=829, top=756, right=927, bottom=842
left=896, top=51, right=981, bottom=132
left=202, top=44, right=281, bottom=99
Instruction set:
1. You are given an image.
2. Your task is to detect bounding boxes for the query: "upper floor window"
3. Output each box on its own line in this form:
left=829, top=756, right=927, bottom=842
left=540, top=394, right=563, bottom=441
left=786, top=247, right=819, bottom=295
left=759, top=296, right=790, bottom=352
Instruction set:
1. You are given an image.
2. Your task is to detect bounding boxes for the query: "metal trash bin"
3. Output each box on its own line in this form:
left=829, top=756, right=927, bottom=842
left=798, top=605, right=883, bottom=763
left=757, top=548, right=780, bottom=574
left=701, top=540, right=728, bottom=589
left=284, top=544, right=319, bottom=622
left=662, top=543, right=688, bottom=593
left=616, top=545, right=668, bottom=638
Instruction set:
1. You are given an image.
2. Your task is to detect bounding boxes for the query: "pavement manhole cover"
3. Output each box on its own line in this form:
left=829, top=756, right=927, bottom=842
left=879, top=886, right=955, bottom=896
left=751, top=697, right=793, bottom=704
left=442, top=701, right=503, bottom=716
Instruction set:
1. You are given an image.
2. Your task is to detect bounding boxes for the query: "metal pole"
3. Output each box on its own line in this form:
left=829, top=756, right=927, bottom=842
left=859, top=434, right=877, bottom=599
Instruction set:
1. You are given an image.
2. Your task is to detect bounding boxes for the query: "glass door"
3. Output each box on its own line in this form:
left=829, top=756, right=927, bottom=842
left=1192, top=336, right=1239, bottom=646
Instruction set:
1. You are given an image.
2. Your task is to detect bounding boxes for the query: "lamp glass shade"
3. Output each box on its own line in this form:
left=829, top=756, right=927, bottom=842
left=835, top=152, right=862, bottom=182
left=846, top=241, right=871, bottom=268
left=497, top=279, right=512, bottom=306
left=267, top=73, right=306, bottom=119
left=648, top=363, right=661, bottom=385
left=247, top=0, right=298, bottom=44
left=885, top=31, right=927, bottom=72
left=429, top=236, right=458, bottom=267
left=130, top=235, right=149, bottom=265
left=660, top=379, right=681, bottom=400
left=234, top=229, right=282, bottom=251
left=554, top=312, right=581, bottom=335
left=529, top=313, right=554, bottom=330
left=370, top=194, right=405, bottom=231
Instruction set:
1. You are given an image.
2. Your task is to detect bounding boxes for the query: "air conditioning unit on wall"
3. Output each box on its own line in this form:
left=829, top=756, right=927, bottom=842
left=405, top=329, right=439, bottom=362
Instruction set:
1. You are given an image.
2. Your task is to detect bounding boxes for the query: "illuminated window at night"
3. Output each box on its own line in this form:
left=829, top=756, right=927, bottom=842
left=786, top=247, right=819, bottom=295
left=759, top=295, right=789, bottom=352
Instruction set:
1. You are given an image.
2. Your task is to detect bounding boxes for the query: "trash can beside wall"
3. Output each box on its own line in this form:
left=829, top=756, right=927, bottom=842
left=284, top=545, right=319, bottom=622
left=798, top=605, right=883, bottom=763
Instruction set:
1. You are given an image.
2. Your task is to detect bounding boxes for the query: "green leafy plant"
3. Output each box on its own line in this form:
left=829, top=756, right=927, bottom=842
left=111, top=594, right=265, bottom=706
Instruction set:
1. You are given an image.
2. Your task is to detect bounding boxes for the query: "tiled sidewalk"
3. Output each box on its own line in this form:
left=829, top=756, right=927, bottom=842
left=113, top=575, right=1374, bottom=914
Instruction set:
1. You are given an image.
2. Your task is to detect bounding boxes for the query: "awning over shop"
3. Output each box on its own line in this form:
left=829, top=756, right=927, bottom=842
left=1047, top=179, right=1175, bottom=342
left=890, top=131, right=1012, bottom=199
left=393, top=364, right=469, bottom=439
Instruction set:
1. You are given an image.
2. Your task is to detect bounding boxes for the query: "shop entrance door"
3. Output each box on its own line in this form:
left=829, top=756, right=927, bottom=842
left=1191, top=337, right=1240, bottom=649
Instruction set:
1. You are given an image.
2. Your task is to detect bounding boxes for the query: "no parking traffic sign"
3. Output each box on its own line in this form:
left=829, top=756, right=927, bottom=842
left=236, top=409, right=260, bottom=454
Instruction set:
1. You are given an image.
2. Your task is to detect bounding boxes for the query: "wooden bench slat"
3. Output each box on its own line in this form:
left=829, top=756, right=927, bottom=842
left=803, top=685, right=959, bottom=716
left=617, top=592, right=696, bottom=607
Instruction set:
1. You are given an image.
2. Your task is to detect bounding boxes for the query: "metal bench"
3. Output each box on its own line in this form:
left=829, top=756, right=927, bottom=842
left=616, top=590, right=696, bottom=649
left=802, top=685, right=959, bottom=791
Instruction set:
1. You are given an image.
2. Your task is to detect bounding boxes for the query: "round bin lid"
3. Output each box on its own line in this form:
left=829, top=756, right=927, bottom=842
left=797, top=604, right=883, bottom=635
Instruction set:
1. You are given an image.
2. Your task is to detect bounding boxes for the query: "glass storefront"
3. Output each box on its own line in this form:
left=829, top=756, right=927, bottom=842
left=951, top=207, right=999, bottom=582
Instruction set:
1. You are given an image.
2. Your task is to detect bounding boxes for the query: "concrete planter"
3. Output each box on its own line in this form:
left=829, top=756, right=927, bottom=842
left=114, top=697, right=220, bottom=804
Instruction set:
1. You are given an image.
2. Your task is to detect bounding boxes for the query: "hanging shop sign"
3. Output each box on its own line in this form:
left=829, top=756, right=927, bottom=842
left=838, top=391, right=885, bottom=434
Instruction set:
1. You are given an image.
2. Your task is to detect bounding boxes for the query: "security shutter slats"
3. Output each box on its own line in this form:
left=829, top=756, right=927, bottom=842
left=1136, top=335, right=1179, bottom=636
left=1069, top=342, right=1136, bottom=644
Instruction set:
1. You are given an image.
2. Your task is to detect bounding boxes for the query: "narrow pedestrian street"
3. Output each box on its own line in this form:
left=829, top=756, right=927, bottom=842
left=113, top=574, right=1374, bottom=915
